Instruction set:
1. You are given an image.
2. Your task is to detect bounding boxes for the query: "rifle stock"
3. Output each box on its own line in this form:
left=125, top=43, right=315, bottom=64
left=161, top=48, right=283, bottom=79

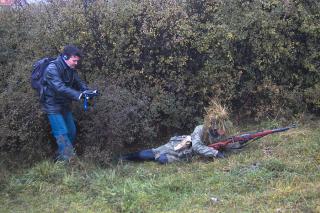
left=208, top=125, right=296, bottom=151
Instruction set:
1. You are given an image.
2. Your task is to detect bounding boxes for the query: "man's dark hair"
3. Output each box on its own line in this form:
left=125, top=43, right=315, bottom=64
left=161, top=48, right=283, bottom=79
left=62, top=45, right=83, bottom=58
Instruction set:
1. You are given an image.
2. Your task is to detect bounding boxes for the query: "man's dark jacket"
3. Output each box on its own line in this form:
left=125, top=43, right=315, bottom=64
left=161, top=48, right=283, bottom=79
left=42, top=55, right=88, bottom=113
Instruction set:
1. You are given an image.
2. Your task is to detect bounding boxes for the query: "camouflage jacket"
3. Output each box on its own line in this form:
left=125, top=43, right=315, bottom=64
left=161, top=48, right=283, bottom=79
left=152, top=125, right=219, bottom=163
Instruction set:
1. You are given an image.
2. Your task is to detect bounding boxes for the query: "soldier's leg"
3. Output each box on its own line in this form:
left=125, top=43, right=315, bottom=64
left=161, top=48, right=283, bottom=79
left=156, top=154, right=181, bottom=164
left=156, top=154, right=168, bottom=164
left=121, top=149, right=155, bottom=161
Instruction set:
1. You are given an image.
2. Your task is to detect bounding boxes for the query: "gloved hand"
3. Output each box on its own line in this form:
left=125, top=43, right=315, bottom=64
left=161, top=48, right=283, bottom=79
left=216, top=151, right=225, bottom=158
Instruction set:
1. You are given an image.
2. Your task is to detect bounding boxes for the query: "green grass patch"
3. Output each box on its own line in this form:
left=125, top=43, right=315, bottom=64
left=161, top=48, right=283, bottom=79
left=1, top=123, right=319, bottom=212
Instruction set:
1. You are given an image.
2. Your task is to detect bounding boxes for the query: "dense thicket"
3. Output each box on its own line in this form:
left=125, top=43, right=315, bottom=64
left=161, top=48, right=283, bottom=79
left=0, top=0, right=319, bottom=164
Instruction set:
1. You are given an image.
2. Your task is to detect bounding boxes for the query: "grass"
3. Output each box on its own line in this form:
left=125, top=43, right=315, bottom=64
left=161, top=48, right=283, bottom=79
left=0, top=122, right=319, bottom=212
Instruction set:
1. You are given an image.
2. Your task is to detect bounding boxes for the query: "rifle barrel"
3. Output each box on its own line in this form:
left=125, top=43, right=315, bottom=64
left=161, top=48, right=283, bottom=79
left=208, top=125, right=296, bottom=150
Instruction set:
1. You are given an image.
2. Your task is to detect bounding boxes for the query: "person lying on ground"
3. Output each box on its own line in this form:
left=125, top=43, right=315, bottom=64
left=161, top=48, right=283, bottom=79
left=120, top=101, right=239, bottom=164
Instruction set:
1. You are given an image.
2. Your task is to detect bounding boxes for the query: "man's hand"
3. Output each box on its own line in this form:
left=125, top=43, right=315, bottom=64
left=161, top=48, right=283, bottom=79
left=80, top=89, right=99, bottom=111
left=79, top=90, right=98, bottom=99
left=215, top=151, right=225, bottom=158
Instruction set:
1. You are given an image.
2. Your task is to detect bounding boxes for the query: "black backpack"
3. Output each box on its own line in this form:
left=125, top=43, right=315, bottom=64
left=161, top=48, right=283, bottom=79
left=31, top=57, right=56, bottom=101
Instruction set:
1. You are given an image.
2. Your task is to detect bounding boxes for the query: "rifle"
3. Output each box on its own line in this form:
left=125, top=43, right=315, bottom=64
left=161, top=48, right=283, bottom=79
left=82, top=90, right=99, bottom=111
left=208, top=125, right=296, bottom=151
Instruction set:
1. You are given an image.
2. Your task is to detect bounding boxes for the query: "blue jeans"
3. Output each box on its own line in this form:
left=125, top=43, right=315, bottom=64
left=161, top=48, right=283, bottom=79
left=121, top=149, right=168, bottom=164
left=48, top=111, right=76, bottom=160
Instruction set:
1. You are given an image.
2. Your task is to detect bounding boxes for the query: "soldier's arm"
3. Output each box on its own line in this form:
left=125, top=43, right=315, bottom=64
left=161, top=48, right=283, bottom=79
left=191, top=125, right=219, bottom=157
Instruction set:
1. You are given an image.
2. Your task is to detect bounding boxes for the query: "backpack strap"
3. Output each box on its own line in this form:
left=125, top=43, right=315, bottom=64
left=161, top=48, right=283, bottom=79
left=50, top=59, right=65, bottom=75
left=50, top=59, right=74, bottom=83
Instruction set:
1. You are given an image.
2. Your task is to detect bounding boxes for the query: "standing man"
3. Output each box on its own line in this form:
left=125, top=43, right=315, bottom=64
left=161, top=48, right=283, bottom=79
left=42, top=45, right=91, bottom=161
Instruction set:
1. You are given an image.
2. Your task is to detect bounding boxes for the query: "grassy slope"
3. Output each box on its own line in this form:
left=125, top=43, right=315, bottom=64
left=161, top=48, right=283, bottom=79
left=0, top=123, right=319, bottom=213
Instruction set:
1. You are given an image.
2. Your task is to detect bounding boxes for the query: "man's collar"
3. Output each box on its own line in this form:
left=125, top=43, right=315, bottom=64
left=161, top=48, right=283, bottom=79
left=60, top=55, right=71, bottom=69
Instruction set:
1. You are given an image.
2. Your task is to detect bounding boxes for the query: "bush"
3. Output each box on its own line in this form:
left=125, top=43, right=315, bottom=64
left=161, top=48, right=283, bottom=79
left=0, top=0, right=319, bottom=164
left=0, top=91, right=53, bottom=162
